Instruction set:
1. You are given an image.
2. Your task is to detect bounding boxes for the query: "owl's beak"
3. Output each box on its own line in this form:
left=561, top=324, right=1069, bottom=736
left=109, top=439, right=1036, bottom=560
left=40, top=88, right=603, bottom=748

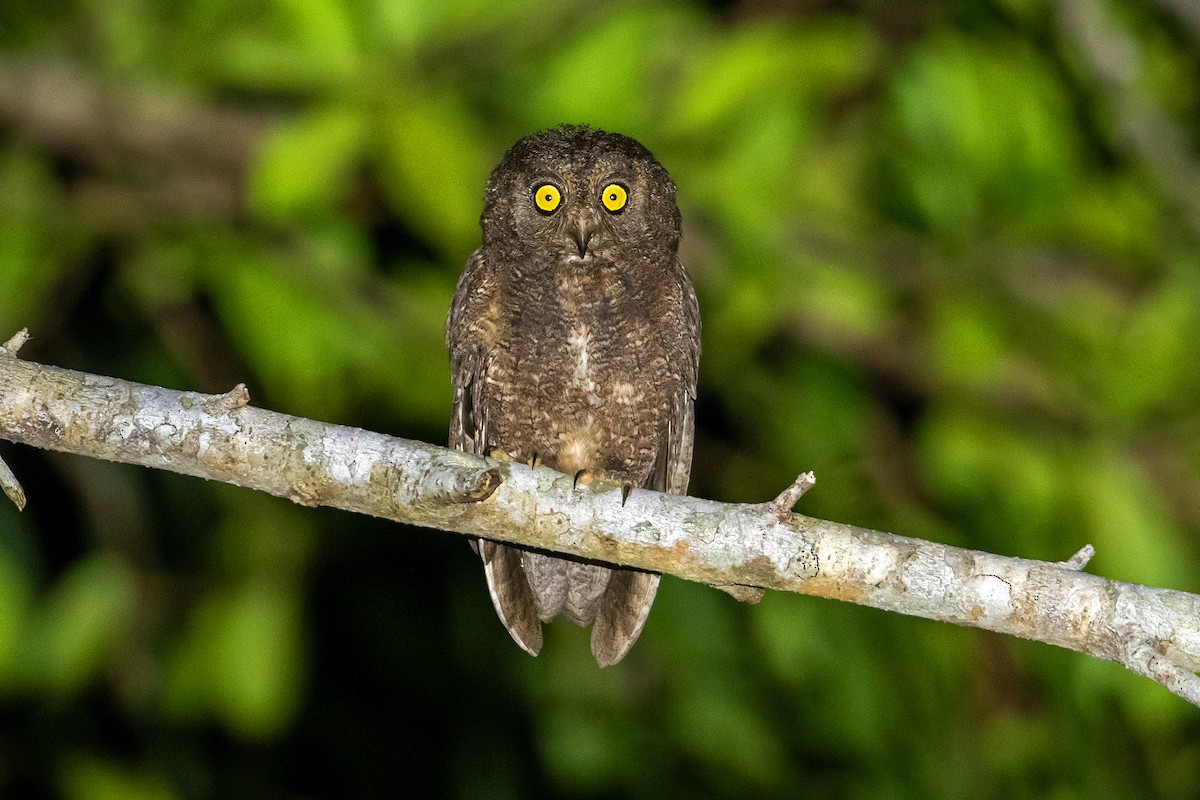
left=567, top=211, right=600, bottom=258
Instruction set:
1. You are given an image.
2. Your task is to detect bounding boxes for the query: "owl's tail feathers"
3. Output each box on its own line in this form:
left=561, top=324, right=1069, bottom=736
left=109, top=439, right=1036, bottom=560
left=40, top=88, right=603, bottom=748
left=591, top=571, right=660, bottom=667
left=480, top=540, right=660, bottom=666
left=480, top=539, right=543, bottom=657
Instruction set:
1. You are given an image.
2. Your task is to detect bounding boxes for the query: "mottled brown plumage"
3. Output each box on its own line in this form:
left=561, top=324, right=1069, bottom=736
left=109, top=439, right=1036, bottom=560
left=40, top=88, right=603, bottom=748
left=447, top=125, right=699, bottom=666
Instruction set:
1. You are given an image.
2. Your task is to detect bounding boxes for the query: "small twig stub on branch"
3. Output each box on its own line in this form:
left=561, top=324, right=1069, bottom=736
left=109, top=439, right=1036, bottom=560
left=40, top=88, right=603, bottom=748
left=769, top=471, right=816, bottom=517
left=1062, top=544, right=1096, bottom=571
left=0, top=454, right=25, bottom=511
left=1, top=329, right=29, bottom=355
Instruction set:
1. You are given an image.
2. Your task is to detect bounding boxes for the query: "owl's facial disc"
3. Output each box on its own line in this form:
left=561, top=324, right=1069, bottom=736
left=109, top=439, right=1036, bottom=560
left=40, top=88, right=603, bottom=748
left=560, top=179, right=630, bottom=260
left=523, top=168, right=641, bottom=261
left=566, top=206, right=601, bottom=259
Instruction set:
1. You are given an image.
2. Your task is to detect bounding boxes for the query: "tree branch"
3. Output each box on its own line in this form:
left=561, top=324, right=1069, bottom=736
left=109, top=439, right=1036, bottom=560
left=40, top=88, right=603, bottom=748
left=2, top=345, right=1200, bottom=706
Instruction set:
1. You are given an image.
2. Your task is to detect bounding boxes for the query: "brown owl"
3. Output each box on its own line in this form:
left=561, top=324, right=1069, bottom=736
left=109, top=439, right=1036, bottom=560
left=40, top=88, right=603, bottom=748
left=447, top=125, right=700, bottom=666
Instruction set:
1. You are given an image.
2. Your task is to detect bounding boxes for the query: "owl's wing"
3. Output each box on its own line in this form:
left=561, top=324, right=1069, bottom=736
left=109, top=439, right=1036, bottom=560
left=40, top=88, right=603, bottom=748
left=590, top=267, right=700, bottom=667
left=643, top=267, right=700, bottom=497
left=448, top=250, right=544, bottom=658
left=447, top=250, right=487, bottom=455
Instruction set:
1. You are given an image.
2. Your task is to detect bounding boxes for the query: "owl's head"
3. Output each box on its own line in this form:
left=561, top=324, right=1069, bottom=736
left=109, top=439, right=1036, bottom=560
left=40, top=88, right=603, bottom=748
left=480, top=125, right=681, bottom=264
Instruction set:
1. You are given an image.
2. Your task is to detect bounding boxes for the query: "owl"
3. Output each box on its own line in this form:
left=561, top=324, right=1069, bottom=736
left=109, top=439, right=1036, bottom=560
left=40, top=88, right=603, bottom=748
left=447, top=125, right=700, bottom=667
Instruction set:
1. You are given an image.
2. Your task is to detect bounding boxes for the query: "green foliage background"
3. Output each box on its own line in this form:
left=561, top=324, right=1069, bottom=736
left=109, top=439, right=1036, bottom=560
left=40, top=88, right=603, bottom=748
left=2, top=0, right=1200, bottom=797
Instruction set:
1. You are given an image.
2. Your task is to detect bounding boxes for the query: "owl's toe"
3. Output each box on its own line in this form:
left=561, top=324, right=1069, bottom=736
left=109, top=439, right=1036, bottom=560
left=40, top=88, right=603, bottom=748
left=487, top=447, right=515, bottom=462
left=573, top=470, right=634, bottom=505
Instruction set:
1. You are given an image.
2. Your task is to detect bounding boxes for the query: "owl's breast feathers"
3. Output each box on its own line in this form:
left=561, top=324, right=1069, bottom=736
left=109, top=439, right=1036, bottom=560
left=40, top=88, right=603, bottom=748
left=450, top=248, right=696, bottom=484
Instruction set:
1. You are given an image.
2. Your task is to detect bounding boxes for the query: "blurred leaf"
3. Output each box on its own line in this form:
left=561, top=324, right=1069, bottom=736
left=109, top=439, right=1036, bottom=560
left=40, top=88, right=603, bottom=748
left=918, top=406, right=1068, bottom=554
left=521, top=7, right=695, bottom=134
left=85, top=0, right=159, bottom=75
left=715, top=108, right=808, bottom=232
left=32, top=555, right=136, bottom=696
left=538, top=705, right=639, bottom=791
left=0, top=150, right=72, bottom=333
left=0, top=524, right=34, bottom=691
left=362, top=0, right=542, bottom=54
left=376, top=87, right=490, bottom=256
left=162, top=580, right=304, bottom=739
left=198, top=236, right=450, bottom=423
left=220, top=252, right=352, bottom=412
left=249, top=106, right=366, bottom=220
left=670, top=691, right=786, bottom=790
left=1106, top=267, right=1200, bottom=423
left=674, top=18, right=875, bottom=136
left=701, top=263, right=782, bottom=371
left=0, top=0, right=74, bottom=47
left=214, top=580, right=305, bottom=738
left=753, top=593, right=833, bottom=690
left=928, top=295, right=1010, bottom=388
left=755, top=595, right=931, bottom=761
left=751, top=354, right=871, bottom=495
left=1075, top=449, right=1193, bottom=590
left=1052, top=175, right=1159, bottom=266
left=674, top=24, right=802, bottom=135
left=61, top=757, right=177, bottom=800
left=799, top=259, right=894, bottom=339
left=212, top=489, right=316, bottom=579
left=651, top=579, right=743, bottom=677
left=218, top=0, right=361, bottom=89
left=887, top=35, right=1078, bottom=234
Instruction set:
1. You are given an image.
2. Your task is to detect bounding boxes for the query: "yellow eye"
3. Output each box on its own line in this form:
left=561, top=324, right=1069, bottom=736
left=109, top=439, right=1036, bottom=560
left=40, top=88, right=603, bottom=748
left=601, top=183, right=627, bottom=212
left=533, top=183, right=562, bottom=213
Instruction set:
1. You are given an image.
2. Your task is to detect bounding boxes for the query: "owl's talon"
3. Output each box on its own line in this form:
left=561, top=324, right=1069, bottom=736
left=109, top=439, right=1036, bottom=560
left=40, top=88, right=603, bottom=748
left=528, top=452, right=542, bottom=468
left=486, top=447, right=512, bottom=462
left=621, top=482, right=633, bottom=506
left=573, top=469, right=593, bottom=489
